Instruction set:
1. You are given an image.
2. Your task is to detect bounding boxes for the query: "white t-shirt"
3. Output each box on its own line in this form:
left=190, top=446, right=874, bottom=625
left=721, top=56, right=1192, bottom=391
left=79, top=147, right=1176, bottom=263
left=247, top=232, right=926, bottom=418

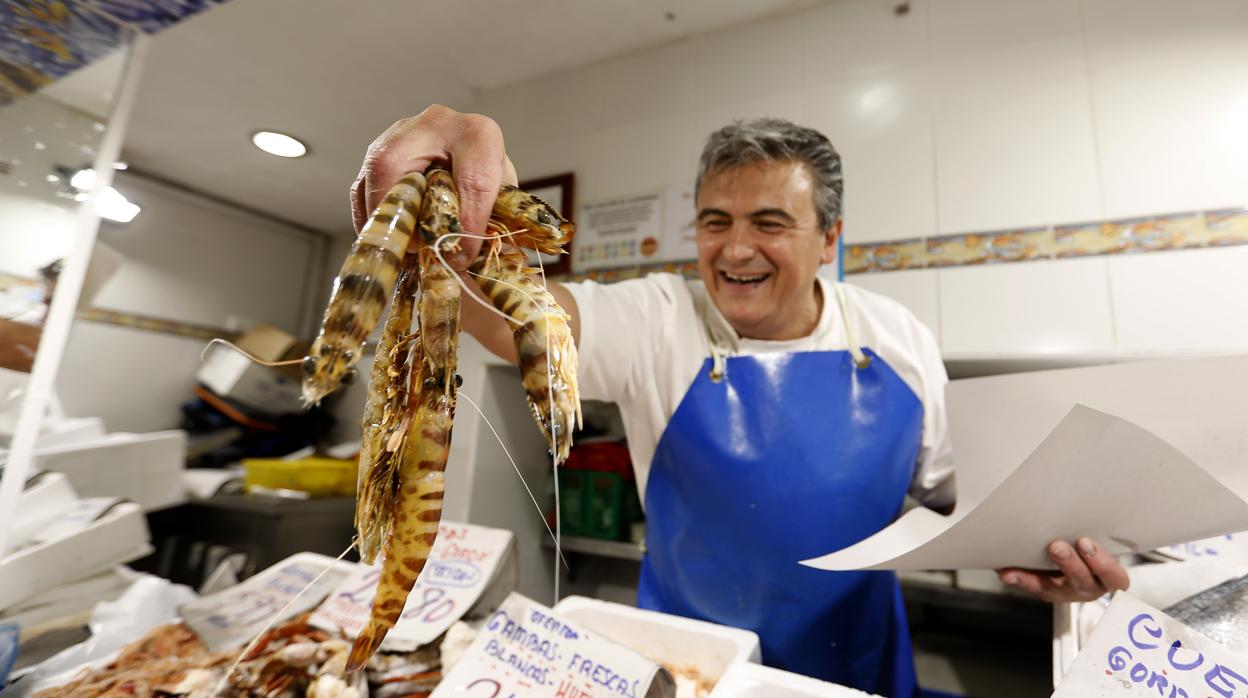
left=564, top=273, right=955, bottom=511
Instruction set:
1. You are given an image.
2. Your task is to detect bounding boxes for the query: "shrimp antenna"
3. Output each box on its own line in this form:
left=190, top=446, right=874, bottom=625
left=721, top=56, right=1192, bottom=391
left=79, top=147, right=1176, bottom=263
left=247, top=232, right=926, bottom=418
left=201, top=338, right=303, bottom=367
left=458, top=390, right=570, bottom=571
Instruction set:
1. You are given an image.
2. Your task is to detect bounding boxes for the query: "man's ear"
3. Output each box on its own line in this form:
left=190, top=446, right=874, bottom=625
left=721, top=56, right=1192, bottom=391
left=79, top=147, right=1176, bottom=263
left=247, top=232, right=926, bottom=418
left=820, top=219, right=843, bottom=266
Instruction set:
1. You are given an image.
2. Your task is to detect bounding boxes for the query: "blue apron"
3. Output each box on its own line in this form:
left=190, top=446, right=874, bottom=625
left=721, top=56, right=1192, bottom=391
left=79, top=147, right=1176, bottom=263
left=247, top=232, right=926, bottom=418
left=637, top=348, right=924, bottom=697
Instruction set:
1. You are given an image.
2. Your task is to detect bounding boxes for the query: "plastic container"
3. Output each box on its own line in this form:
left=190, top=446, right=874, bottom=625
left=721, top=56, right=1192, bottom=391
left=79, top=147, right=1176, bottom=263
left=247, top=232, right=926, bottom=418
left=244, top=457, right=356, bottom=496
left=553, top=595, right=760, bottom=694
left=709, top=663, right=880, bottom=697
left=558, top=470, right=632, bottom=540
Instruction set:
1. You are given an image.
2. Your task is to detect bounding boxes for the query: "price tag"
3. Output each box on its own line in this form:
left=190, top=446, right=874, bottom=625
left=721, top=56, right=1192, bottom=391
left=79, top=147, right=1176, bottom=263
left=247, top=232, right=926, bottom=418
left=310, top=521, right=515, bottom=652
left=1053, top=592, right=1248, bottom=697
left=181, top=552, right=353, bottom=651
left=432, top=592, right=661, bottom=698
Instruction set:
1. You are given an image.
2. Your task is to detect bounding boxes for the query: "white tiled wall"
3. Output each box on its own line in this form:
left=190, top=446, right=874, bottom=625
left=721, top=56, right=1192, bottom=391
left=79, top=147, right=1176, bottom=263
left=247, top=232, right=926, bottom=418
left=1108, top=246, right=1248, bottom=354
left=938, top=257, right=1116, bottom=357
left=469, top=0, right=1248, bottom=358
left=1083, top=0, right=1248, bottom=219
left=846, top=268, right=942, bottom=345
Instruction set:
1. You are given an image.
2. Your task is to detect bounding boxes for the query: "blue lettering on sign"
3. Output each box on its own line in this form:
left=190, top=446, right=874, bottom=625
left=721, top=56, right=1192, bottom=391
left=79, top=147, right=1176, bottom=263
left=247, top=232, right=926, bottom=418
left=484, top=638, right=550, bottom=685
left=424, top=559, right=482, bottom=588
left=485, top=610, right=559, bottom=662
left=566, top=652, right=639, bottom=698
left=1106, top=613, right=1248, bottom=697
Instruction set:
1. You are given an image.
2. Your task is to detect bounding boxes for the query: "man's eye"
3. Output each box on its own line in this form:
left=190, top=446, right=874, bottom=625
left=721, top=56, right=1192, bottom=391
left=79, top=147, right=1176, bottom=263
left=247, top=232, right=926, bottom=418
left=757, top=221, right=785, bottom=233
left=700, top=220, right=730, bottom=232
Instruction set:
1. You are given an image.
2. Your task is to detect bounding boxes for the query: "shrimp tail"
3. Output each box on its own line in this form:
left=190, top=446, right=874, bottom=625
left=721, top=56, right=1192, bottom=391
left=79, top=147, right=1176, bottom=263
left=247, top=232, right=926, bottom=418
left=345, top=624, right=384, bottom=674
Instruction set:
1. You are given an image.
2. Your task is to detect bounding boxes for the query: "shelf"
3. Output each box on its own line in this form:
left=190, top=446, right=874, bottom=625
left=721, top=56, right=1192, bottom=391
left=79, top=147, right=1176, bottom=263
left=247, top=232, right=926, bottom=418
left=542, top=535, right=645, bottom=562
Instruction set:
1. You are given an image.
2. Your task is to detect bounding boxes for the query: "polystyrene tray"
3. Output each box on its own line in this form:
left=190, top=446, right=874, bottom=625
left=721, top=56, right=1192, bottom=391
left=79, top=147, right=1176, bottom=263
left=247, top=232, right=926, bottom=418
left=709, top=662, right=880, bottom=697
left=32, top=430, right=186, bottom=510
left=552, top=595, right=760, bottom=691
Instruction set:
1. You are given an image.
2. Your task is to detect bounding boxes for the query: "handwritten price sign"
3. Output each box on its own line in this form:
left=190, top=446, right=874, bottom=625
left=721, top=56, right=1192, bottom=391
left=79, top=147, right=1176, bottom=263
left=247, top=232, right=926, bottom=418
left=180, top=552, right=353, bottom=651
left=1053, top=592, right=1248, bottom=697
left=1160, top=533, right=1248, bottom=564
left=432, top=592, right=661, bottom=698
left=310, top=521, right=514, bottom=652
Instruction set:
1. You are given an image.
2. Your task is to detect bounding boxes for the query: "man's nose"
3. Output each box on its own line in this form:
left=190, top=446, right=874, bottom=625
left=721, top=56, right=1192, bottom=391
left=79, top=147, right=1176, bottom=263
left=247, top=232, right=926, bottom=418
left=723, top=226, right=755, bottom=261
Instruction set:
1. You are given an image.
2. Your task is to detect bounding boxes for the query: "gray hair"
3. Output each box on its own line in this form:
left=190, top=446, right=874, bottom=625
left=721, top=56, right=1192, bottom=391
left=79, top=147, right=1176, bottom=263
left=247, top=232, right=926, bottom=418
left=695, top=118, right=844, bottom=231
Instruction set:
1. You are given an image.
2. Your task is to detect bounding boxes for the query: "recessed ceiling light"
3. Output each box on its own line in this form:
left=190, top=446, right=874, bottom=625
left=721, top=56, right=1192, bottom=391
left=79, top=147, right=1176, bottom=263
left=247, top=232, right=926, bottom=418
left=251, top=131, right=308, bottom=158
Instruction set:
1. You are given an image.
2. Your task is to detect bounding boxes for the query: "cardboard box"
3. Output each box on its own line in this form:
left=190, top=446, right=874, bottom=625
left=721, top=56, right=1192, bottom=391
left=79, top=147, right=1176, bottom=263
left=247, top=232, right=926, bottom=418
left=198, top=341, right=303, bottom=415
left=553, top=595, right=760, bottom=692
left=32, top=430, right=187, bottom=511
left=233, top=323, right=300, bottom=363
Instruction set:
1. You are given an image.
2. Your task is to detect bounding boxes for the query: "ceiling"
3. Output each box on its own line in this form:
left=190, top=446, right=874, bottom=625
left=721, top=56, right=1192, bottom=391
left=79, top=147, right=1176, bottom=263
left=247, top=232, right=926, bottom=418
left=113, top=0, right=832, bottom=237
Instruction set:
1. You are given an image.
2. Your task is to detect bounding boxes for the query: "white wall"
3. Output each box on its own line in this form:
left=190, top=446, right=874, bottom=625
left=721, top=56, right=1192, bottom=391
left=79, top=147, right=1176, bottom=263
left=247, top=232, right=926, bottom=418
left=473, top=0, right=1248, bottom=243
left=57, top=171, right=324, bottom=432
left=468, top=0, right=1248, bottom=365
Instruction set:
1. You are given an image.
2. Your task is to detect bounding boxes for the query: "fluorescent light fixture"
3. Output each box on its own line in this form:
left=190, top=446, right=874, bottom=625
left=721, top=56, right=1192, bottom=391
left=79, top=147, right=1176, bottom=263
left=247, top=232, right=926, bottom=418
left=251, top=131, right=308, bottom=158
left=70, top=167, right=97, bottom=190
left=113, top=161, right=128, bottom=170
left=96, top=186, right=140, bottom=223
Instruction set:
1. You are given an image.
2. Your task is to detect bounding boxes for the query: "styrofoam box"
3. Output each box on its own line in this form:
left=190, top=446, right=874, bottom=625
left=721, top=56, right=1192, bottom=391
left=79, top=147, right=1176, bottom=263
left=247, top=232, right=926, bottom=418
left=35, top=417, right=107, bottom=449
left=7, top=472, right=79, bottom=554
left=32, top=430, right=187, bottom=511
left=709, top=663, right=880, bottom=697
left=552, top=595, right=760, bottom=690
left=0, top=500, right=151, bottom=611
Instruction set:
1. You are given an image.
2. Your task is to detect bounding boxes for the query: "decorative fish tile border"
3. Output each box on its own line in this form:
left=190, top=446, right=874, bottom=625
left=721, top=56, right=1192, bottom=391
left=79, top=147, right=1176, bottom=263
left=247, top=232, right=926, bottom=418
left=0, top=0, right=229, bottom=106
left=839, top=207, right=1248, bottom=276
left=556, top=207, right=1248, bottom=283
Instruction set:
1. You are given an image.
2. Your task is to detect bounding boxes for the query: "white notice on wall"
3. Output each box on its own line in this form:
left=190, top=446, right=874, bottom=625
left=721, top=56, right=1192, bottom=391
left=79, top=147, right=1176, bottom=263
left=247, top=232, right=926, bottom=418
left=1052, top=592, right=1248, bottom=697
left=181, top=552, right=354, bottom=652
left=432, top=592, right=662, bottom=698
left=310, top=521, right=514, bottom=652
left=573, top=192, right=663, bottom=271
left=659, top=183, right=697, bottom=264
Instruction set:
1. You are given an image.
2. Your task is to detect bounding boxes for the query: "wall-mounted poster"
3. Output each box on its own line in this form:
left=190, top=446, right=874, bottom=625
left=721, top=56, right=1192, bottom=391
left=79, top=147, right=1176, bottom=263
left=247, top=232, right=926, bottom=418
left=660, top=182, right=696, bottom=263
left=518, top=173, right=574, bottom=276
left=572, top=191, right=664, bottom=271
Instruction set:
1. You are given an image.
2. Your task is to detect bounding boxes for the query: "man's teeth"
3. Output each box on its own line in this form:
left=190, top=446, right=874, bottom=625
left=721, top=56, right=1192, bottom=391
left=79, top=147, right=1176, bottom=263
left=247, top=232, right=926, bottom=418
left=723, top=271, right=768, bottom=283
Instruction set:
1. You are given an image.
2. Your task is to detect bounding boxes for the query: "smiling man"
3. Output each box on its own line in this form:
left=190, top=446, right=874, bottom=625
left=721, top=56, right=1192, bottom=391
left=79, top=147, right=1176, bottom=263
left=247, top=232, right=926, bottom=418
left=354, top=110, right=1131, bottom=698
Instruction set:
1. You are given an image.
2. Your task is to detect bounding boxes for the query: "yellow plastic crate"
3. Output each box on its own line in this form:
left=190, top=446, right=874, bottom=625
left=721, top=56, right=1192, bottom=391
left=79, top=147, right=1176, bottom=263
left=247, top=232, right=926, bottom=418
left=243, top=457, right=356, bottom=496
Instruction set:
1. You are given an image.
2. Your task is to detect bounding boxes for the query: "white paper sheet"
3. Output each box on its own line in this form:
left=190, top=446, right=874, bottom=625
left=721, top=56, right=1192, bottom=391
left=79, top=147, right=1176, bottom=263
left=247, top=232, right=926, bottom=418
left=802, top=405, right=1248, bottom=571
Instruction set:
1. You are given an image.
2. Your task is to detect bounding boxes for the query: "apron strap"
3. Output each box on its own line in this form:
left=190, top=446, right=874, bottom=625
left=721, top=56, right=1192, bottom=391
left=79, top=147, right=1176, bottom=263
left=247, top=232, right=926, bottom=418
left=703, top=281, right=871, bottom=380
left=833, top=283, right=872, bottom=369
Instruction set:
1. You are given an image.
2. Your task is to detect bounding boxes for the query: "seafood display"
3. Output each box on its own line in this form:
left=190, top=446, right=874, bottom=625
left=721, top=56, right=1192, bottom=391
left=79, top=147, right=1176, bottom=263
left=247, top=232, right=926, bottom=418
left=32, top=616, right=362, bottom=698
left=300, top=169, right=580, bottom=672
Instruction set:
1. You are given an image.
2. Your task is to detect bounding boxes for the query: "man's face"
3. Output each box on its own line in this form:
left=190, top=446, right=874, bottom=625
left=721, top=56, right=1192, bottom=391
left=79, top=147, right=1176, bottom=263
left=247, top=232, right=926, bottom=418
left=695, top=160, right=839, bottom=340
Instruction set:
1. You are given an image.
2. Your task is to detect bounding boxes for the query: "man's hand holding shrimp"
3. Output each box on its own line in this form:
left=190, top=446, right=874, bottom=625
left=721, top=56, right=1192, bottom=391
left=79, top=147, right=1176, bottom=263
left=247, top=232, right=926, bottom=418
left=350, top=104, right=519, bottom=269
